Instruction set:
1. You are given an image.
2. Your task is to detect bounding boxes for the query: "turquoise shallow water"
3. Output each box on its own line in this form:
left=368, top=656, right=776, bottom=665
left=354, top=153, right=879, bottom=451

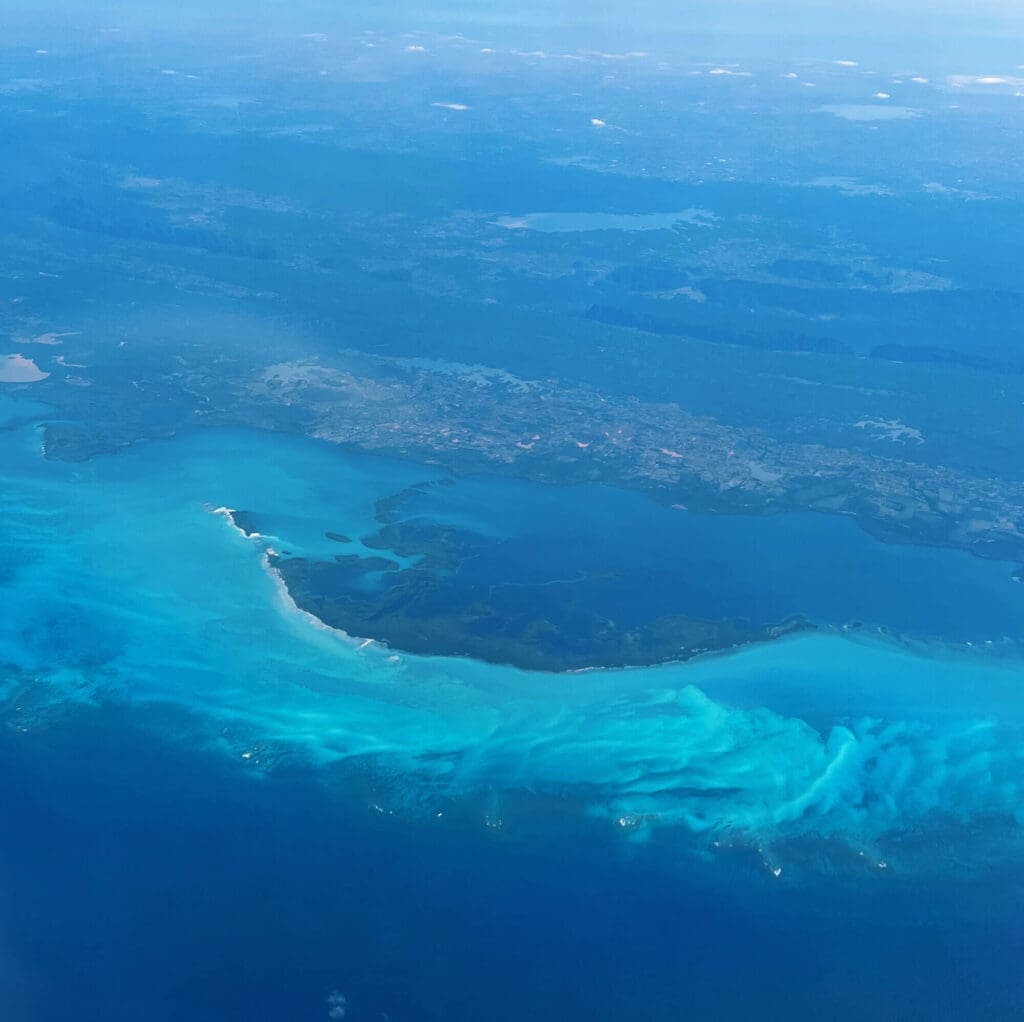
left=2, top=409, right=1023, bottom=860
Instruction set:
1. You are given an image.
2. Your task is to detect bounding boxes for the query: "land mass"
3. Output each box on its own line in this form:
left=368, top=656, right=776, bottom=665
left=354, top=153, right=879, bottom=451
left=211, top=352, right=1024, bottom=565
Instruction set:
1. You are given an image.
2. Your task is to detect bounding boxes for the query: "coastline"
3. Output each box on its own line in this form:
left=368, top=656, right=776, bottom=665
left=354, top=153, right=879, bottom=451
left=207, top=501, right=1024, bottom=679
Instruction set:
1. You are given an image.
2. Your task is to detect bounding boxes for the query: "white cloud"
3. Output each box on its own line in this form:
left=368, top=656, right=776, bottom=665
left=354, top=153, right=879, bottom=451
left=590, top=118, right=607, bottom=127
left=326, top=991, right=347, bottom=1021
left=874, top=91, right=891, bottom=99
left=948, top=74, right=1024, bottom=87
left=808, top=176, right=893, bottom=196
left=833, top=59, right=859, bottom=67
left=819, top=103, right=920, bottom=121
left=581, top=50, right=648, bottom=60
left=432, top=102, right=470, bottom=111
left=923, top=182, right=991, bottom=200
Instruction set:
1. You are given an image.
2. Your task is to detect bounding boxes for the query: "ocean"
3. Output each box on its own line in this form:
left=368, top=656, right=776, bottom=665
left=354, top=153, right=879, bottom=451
left=2, top=405, right=1023, bottom=1019
left=4, top=712, right=1023, bottom=1022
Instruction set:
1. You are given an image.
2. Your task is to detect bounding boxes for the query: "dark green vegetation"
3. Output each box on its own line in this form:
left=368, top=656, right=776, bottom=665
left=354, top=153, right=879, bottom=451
left=276, top=546, right=795, bottom=671
left=269, top=496, right=810, bottom=672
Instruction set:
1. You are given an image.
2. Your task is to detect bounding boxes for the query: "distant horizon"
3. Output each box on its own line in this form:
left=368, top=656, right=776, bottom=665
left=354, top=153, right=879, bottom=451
left=4, top=0, right=1023, bottom=75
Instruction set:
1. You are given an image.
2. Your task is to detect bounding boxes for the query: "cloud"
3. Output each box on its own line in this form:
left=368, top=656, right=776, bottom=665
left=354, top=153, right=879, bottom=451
left=580, top=50, right=649, bottom=60
left=923, top=182, right=991, bottom=200
left=808, top=176, right=893, bottom=197
left=432, top=102, right=470, bottom=111
left=818, top=103, right=920, bottom=120
left=948, top=74, right=1024, bottom=87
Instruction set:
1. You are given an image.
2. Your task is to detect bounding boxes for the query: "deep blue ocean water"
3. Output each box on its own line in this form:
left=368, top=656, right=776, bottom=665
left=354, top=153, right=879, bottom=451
left=3, top=713, right=1024, bottom=1022
left=2, top=405, right=1024, bottom=1019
